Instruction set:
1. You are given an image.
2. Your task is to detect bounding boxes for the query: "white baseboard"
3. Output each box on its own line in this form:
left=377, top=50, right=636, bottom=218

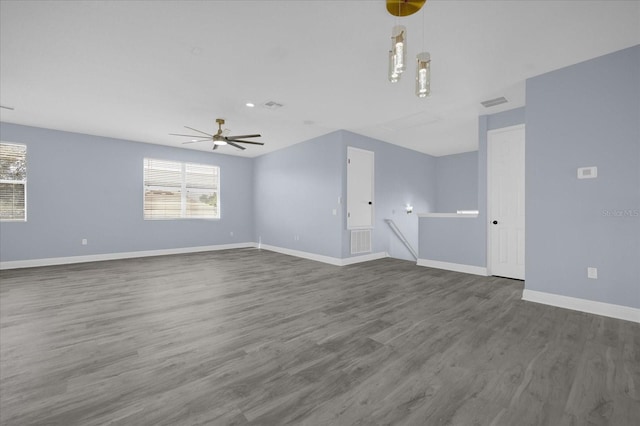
left=2, top=243, right=389, bottom=270
left=0, top=243, right=257, bottom=270
left=340, top=251, right=389, bottom=266
left=259, top=244, right=388, bottom=266
left=417, top=258, right=488, bottom=276
left=522, top=289, right=640, bottom=324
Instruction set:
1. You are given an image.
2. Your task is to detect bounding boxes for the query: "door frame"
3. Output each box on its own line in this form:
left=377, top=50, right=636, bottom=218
left=486, top=123, right=525, bottom=278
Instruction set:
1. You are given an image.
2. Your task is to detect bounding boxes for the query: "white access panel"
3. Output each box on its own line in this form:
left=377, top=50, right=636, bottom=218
left=347, top=147, right=374, bottom=229
left=488, top=125, right=525, bottom=280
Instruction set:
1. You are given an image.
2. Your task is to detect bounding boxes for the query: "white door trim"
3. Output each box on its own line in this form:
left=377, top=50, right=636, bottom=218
left=487, top=124, right=525, bottom=278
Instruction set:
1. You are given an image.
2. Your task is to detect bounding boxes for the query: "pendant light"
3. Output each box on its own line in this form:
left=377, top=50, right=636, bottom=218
left=388, top=50, right=400, bottom=83
left=415, top=5, right=431, bottom=98
left=415, top=52, right=431, bottom=97
left=386, top=0, right=430, bottom=97
left=388, top=25, right=406, bottom=81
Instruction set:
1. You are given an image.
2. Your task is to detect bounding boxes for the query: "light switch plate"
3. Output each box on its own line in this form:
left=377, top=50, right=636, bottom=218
left=587, top=267, right=598, bottom=279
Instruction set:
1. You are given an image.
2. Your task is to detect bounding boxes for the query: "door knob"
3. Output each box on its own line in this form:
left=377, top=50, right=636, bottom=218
left=492, top=220, right=498, bottom=225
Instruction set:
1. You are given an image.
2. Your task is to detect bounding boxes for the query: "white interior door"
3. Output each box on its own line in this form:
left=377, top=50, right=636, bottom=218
left=488, top=125, right=525, bottom=280
left=347, top=147, right=374, bottom=229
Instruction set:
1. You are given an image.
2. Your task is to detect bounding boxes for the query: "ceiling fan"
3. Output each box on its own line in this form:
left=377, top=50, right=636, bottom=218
left=170, top=118, right=264, bottom=151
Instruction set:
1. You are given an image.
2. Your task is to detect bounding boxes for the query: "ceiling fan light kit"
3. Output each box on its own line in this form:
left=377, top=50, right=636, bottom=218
left=386, top=0, right=431, bottom=98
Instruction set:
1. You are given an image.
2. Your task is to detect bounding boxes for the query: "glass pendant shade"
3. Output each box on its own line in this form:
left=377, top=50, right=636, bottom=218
left=388, top=50, right=400, bottom=82
left=415, top=52, right=431, bottom=98
left=390, top=25, right=406, bottom=76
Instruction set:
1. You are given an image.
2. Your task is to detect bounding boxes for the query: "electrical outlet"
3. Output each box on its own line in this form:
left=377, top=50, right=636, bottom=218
left=332, top=209, right=337, bottom=216
left=230, top=231, right=234, bottom=237
left=82, top=238, right=88, bottom=245
left=587, top=267, right=598, bottom=279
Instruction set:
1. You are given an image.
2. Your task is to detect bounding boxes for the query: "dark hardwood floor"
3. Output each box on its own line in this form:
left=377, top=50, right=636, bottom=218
left=1, top=249, right=638, bottom=425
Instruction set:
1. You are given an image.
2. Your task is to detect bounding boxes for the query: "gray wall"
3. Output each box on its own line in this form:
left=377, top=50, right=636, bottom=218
left=435, top=151, right=478, bottom=213
left=525, top=45, right=640, bottom=309
left=0, top=123, right=255, bottom=262
left=419, top=108, right=525, bottom=267
left=253, top=130, right=437, bottom=262
left=339, top=131, right=437, bottom=261
left=253, top=131, right=343, bottom=258
left=0, top=124, right=438, bottom=264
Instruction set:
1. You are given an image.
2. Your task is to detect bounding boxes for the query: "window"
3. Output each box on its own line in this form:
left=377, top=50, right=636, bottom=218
left=0, top=142, right=27, bottom=221
left=143, top=158, right=219, bottom=219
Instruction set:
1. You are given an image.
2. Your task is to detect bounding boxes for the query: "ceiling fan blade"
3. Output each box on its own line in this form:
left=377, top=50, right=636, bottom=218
left=226, top=134, right=261, bottom=139
left=226, top=141, right=246, bottom=150
left=226, top=139, right=265, bottom=145
left=170, top=133, right=211, bottom=138
left=184, top=126, right=213, bottom=137
left=182, top=139, right=211, bottom=144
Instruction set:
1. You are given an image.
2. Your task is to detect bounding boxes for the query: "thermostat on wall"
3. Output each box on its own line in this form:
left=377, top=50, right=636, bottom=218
left=577, top=166, right=597, bottom=179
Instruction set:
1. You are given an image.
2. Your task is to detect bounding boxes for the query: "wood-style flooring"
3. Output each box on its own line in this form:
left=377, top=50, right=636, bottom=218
left=1, top=249, right=638, bottom=425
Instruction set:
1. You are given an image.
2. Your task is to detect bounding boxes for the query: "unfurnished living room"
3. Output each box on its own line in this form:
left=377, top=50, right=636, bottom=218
left=0, top=1, right=638, bottom=425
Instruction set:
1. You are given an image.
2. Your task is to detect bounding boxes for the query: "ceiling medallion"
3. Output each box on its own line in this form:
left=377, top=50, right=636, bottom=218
left=386, top=0, right=426, bottom=17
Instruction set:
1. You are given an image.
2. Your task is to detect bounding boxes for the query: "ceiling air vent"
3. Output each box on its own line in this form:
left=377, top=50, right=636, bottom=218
left=480, top=97, right=508, bottom=108
left=262, top=100, right=284, bottom=110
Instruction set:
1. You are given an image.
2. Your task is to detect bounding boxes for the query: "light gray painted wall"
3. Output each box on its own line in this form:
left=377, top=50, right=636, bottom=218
left=339, top=131, right=437, bottom=261
left=0, top=123, right=254, bottom=262
left=253, top=130, right=437, bottom=262
left=525, top=45, right=639, bottom=309
left=435, top=151, right=478, bottom=213
left=418, top=217, right=485, bottom=266
left=419, top=107, right=525, bottom=267
left=1, top=124, right=438, bottom=264
left=253, top=131, right=343, bottom=258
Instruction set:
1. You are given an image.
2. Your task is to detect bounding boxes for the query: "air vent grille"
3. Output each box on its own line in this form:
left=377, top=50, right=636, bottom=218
left=351, top=229, right=372, bottom=254
left=263, top=101, right=284, bottom=110
left=480, top=97, right=508, bottom=108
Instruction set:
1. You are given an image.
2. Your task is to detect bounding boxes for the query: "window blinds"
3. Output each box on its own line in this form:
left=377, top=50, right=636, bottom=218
left=143, top=158, right=219, bottom=219
left=0, top=143, right=27, bottom=221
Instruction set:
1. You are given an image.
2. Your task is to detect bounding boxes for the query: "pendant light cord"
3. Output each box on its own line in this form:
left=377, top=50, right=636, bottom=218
left=422, top=6, right=425, bottom=51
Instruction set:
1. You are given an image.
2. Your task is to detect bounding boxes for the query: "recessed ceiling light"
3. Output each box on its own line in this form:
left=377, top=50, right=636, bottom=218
left=245, top=102, right=255, bottom=108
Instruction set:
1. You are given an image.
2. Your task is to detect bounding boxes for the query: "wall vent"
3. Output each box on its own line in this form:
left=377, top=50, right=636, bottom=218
left=480, top=96, right=508, bottom=108
left=351, top=229, right=372, bottom=254
left=262, top=100, right=284, bottom=110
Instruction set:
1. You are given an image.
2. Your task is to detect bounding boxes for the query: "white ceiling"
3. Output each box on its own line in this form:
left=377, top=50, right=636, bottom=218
left=1, top=0, right=638, bottom=157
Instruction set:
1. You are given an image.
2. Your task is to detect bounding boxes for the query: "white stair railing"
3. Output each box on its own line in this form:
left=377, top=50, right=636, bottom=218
left=384, top=219, right=418, bottom=260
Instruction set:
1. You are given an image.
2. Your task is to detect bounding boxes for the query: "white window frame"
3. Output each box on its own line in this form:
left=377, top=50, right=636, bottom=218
left=143, top=158, right=220, bottom=220
left=0, top=142, right=27, bottom=222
